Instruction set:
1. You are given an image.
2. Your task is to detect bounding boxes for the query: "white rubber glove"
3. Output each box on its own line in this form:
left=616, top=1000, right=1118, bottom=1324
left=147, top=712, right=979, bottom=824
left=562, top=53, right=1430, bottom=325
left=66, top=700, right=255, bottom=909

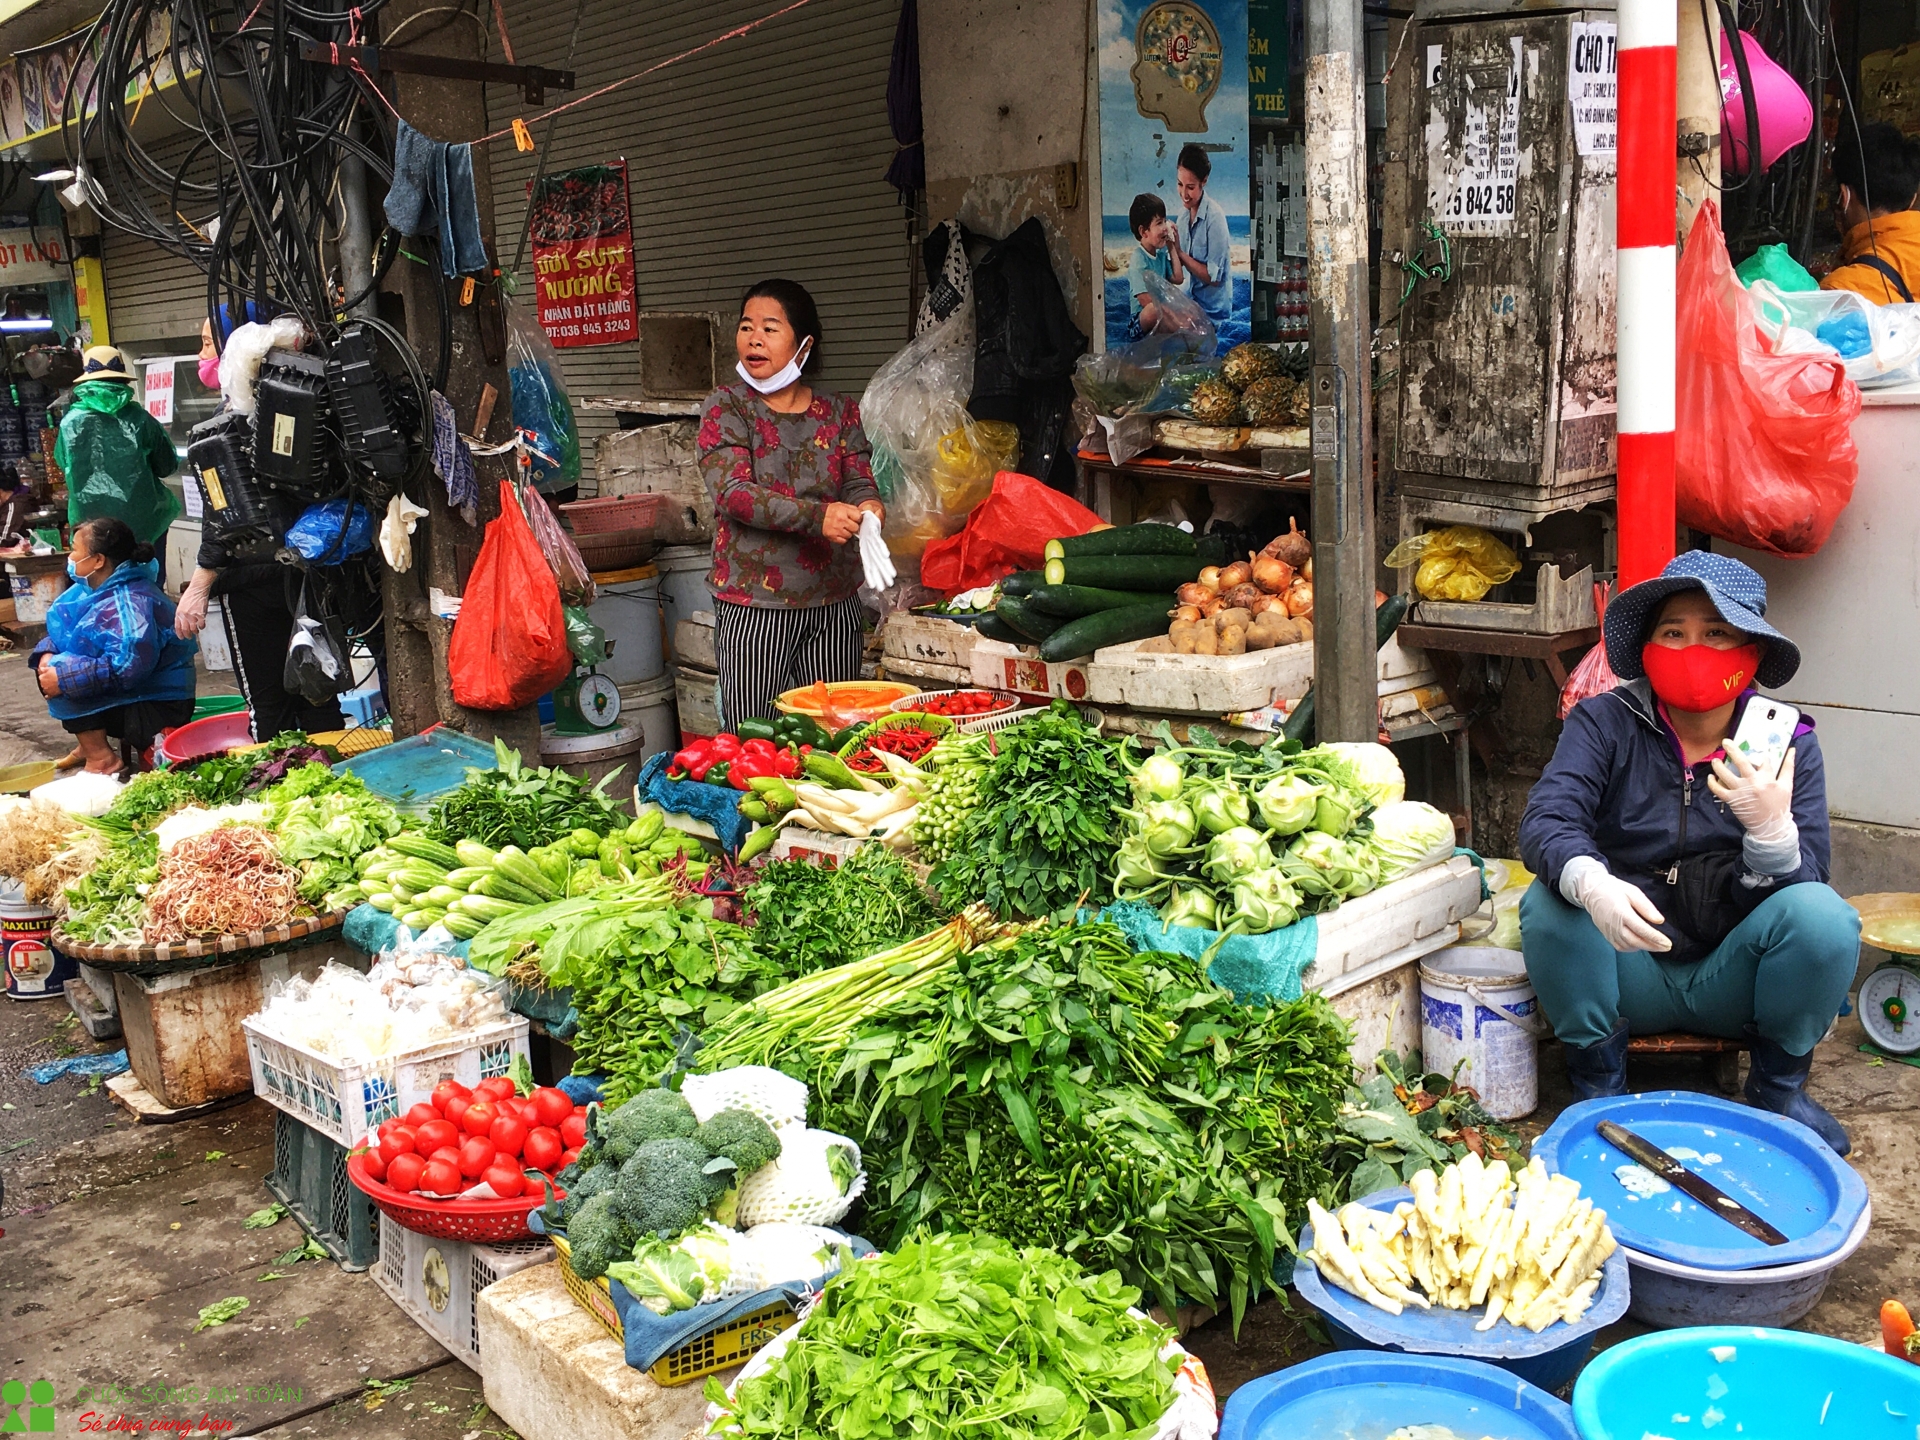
left=1560, top=854, right=1673, bottom=954
left=380, top=493, right=430, bottom=574
left=1709, top=746, right=1801, bottom=875
left=858, top=511, right=896, bottom=592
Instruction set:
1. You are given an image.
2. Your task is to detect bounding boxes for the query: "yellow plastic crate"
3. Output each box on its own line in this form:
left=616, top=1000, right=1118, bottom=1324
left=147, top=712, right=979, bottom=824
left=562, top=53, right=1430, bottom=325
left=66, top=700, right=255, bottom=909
left=549, top=1232, right=796, bottom=1386
left=310, top=726, right=395, bottom=757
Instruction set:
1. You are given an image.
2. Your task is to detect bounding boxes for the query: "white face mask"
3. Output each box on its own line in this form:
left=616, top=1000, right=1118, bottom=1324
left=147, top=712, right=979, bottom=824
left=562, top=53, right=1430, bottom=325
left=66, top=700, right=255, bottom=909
left=737, top=338, right=812, bottom=395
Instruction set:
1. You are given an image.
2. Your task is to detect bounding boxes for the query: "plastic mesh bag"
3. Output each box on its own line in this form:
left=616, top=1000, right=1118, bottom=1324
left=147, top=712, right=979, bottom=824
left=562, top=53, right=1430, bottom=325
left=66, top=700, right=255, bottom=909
left=1382, top=525, right=1522, bottom=602
left=505, top=291, right=583, bottom=493
left=734, top=1128, right=866, bottom=1227
left=679, top=1065, right=809, bottom=1129
left=524, top=486, right=597, bottom=606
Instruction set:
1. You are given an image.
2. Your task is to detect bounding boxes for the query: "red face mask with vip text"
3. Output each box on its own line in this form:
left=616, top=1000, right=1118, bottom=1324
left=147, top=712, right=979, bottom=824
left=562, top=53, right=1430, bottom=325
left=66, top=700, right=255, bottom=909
left=1640, top=642, right=1764, bottom=713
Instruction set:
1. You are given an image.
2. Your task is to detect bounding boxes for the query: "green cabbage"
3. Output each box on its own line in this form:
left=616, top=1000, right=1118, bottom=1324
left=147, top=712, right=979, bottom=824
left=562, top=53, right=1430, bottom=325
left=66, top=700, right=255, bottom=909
left=1364, top=801, right=1456, bottom=881
left=1316, top=742, right=1405, bottom=807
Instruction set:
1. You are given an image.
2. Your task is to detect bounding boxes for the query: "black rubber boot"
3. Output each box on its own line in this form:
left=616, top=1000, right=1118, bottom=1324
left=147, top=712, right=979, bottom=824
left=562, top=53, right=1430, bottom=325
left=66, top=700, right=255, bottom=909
left=1563, top=1021, right=1631, bottom=1101
left=1744, top=1034, right=1851, bottom=1156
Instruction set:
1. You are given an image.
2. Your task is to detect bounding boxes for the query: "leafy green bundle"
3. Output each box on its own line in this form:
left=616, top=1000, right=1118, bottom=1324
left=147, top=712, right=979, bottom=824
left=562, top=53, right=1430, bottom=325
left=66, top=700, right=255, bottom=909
left=932, top=702, right=1130, bottom=920
left=740, top=845, right=947, bottom=981
left=1337, top=1048, right=1529, bottom=1200
left=424, top=739, right=627, bottom=850
left=266, top=781, right=403, bottom=905
left=706, top=1232, right=1177, bottom=1440
left=60, top=833, right=159, bottom=944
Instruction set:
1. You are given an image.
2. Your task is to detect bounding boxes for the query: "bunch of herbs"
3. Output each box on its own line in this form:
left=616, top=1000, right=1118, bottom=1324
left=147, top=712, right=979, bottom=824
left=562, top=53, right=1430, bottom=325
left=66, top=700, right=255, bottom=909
left=1337, top=1048, right=1529, bottom=1200
left=424, top=738, right=626, bottom=849
left=740, top=846, right=947, bottom=981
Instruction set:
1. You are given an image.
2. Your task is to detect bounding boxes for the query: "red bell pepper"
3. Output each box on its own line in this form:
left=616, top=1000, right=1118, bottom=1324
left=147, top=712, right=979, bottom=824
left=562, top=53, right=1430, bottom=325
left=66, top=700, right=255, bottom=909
left=671, top=740, right=714, bottom=779
left=772, top=748, right=801, bottom=779
left=708, top=733, right=742, bottom=760
left=741, top=738, right=779, bottom=762
left=728, top=751, right=776, bottom=790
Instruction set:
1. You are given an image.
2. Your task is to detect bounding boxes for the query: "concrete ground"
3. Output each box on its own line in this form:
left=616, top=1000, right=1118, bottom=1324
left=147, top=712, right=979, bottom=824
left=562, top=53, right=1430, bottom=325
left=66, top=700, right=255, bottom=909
left=2, top=655, right=1915, bottom=1421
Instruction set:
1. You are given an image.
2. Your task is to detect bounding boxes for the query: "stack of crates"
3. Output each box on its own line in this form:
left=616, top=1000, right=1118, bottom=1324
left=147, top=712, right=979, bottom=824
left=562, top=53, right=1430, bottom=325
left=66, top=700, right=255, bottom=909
left=264, top=1110, right=379, bottom=1271
left=372, top=1212, right=553, bottom=1371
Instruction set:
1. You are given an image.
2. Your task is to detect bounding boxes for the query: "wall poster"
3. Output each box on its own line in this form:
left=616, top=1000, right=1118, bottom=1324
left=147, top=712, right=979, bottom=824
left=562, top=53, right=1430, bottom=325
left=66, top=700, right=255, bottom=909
left=1098, top=0, right=1253, bottom=353
left=529, top=161, right=638, bottom=349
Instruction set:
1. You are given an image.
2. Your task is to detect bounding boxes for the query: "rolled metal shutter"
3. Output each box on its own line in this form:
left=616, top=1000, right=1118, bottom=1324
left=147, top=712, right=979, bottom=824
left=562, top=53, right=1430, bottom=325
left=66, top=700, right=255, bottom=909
left=99, top=135, right=212, bottom=346
left=492, top=0, right=913, bottom=491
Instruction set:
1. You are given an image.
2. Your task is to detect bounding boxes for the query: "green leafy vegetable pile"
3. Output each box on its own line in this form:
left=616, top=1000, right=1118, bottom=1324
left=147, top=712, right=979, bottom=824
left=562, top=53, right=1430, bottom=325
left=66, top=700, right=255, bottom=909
left=1337, top=1048, right=1529, bottom=1200
left=932, top=702, right=1131, bottom=920
left=424, top=738, right=628, bottom=850
left=706, top=1232, right=1178, bottom=1440
left=60, top=833, right=159, bottom=944
left=266, top=779, right=404, bottom=906
left=741, top=845, right=947, bottom=981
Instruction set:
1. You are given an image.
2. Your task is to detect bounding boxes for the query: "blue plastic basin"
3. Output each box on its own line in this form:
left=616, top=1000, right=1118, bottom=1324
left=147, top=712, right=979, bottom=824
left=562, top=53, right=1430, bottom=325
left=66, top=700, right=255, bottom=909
left=1220, top=1352, right=1578, bottom=1440
left=1573, top=1326, right=1920, bottom=1440
left=1292, top=1186, right=1630, bottom=1393
left=332, top=725, right=499, bottom=808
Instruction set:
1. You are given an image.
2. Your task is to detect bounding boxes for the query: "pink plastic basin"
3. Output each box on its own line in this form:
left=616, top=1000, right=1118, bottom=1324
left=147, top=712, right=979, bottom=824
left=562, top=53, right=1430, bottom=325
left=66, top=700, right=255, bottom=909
left=157, top=711, right=256, bottom=766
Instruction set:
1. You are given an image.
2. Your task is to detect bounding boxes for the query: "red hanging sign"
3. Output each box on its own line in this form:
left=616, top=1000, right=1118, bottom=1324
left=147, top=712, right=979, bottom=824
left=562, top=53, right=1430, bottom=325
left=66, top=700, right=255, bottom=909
left=528, top=161, right=637, bottom=349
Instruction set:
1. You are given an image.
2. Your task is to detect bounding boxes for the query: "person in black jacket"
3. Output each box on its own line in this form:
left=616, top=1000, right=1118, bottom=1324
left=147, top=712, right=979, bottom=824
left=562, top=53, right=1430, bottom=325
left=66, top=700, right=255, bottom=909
left=1518, top=552, right=1859, bottom=1153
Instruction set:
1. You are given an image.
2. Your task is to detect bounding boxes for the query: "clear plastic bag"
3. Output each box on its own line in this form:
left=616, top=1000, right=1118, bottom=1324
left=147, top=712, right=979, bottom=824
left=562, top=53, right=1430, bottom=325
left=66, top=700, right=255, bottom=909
left=1382, top=525, right=1521, bottom=602
left=1071, top=271, right=1219, bottom=417
left=505, top=291, right=583, bottom=492
left=1750, top=282, right=1920, bottom=388
left=523, top=485, right=597, bottom=605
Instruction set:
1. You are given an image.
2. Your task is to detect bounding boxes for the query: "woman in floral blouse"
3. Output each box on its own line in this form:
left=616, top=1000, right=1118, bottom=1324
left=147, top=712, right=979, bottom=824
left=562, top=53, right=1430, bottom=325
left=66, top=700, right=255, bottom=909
left=696, top=279, right=884, bottom=724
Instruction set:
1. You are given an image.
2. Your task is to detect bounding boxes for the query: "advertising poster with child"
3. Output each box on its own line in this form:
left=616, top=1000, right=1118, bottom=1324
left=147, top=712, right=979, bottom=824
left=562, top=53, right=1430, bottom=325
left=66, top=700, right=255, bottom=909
left=1098, top=0, right=1252, bottom=354
left=529, top=161, right=638, bottom=349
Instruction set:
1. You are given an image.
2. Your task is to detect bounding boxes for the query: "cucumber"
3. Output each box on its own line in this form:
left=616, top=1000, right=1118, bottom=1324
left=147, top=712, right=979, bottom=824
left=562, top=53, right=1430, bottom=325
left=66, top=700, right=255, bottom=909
left=1026, top=583, right=1172, bottom=618
left=996, top=597, right=1066, bottom=643
left=998, top=569, right=1045, bottom=597
left=1278, top=597, right=1406, bottom=746
left=975, top=615, right=1025, bottom=645
left=1042, top=524, right=1196, bottom=561
left=1038, top=603, right=1176, bottom=662
left=1042, top=554, right=1200, bottom=591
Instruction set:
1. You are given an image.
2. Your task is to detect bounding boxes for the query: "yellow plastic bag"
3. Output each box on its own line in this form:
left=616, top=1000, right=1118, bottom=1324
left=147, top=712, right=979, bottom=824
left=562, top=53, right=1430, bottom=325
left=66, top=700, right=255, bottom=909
left=1382, top=525, right=1522, bottom=602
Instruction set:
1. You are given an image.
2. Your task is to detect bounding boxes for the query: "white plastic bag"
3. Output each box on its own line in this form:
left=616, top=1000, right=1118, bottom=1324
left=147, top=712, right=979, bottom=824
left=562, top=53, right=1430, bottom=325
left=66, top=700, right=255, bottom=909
left=1750, top=282, right=1920, bottom=387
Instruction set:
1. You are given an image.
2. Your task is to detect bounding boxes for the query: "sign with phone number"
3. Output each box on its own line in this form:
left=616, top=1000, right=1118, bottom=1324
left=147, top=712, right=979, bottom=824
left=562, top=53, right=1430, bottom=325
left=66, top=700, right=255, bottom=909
left=1425, top=38, right=1522, bottom=238
left=529, top=161, right=637, bottom=349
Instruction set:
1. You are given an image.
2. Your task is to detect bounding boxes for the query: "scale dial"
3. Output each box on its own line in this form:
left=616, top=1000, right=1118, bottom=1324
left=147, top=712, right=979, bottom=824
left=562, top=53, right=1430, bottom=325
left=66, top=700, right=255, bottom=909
left=577, top=674, right=621, bottom=727
left=1859, top=963, right=1920, bottom=1054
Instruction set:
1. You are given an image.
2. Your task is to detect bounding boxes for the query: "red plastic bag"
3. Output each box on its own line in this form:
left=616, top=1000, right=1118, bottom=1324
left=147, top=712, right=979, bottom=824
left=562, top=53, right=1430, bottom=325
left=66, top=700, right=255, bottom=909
left=1674, top=201, right=1861, bottom=557
left=920, top=470, right=1104, bottom=594
left=449, top=481, right=574, bottom=711
left=1558, top=581, right=1618, bottom=718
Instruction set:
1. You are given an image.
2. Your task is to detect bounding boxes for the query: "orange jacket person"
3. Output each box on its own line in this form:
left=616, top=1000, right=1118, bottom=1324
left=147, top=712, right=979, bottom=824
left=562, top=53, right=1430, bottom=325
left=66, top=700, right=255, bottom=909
left=1820, top=122, right=1920, bottom=304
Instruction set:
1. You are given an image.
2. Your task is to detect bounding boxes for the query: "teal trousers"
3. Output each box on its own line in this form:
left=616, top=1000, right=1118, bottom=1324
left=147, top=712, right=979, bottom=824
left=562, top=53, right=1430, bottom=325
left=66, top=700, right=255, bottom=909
left=1519, top=880, right=1859, bottom=1055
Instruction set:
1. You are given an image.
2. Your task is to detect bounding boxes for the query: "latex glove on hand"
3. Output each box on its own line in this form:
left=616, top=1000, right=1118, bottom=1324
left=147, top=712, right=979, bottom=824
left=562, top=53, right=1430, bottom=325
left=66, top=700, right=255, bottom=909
left=1560, top=854, right=1673, bottom=953
left=858, top=511, right=896, bottom=593
left=1709, top=746, right=1800, bottom=873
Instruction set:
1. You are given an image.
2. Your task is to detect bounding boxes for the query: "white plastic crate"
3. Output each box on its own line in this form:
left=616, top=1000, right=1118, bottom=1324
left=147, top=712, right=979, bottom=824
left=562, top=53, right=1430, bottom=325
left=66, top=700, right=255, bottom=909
left=242, top=1014, right=530, bottom=1148
left=372, top=1211, right=553, bottom=1373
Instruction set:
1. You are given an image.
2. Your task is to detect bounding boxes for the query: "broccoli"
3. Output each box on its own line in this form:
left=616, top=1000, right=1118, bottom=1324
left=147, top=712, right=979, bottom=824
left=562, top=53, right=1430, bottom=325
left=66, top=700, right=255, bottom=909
left=564, top=1192, right=633, bottom=1281
left=693, top=1108, right=781, bottom=1181
left=559, top=1161, right=617, bottom=1226
left=615, top=1136, right=717, bottom=1237
left=603, top=1088, right=698, bottom=1164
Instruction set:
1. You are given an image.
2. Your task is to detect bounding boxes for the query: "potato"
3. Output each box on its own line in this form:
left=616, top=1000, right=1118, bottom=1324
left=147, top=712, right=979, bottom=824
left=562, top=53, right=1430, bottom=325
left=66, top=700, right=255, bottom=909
left=1218, top=624, right=1247, bottom=655
left=1295, top=617, right=1314, bottom=641
left=1138, top=634, right=1175, bottom=653
left=1193, top=625, right=1219, bottom=656
left=1214, top=607, right=1253, bottom=634
left=1245, top=623, right=1276, bottom=651
left=1170, top=620, right=1200, bottom=654
left=1252, top=612, right=1300, bottom=647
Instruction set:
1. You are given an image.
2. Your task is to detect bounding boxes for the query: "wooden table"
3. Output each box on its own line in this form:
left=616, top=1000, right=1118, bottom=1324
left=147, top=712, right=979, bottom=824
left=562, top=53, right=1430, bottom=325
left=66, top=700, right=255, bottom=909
left=1396, top=623, right=1601, bottom=689
left=1075, top=448, right=1313, bottom=514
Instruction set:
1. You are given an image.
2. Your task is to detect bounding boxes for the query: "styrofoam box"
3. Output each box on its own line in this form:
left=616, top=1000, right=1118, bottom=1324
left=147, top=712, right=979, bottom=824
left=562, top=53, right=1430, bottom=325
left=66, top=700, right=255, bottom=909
left=373, top=1211, right=552, bottom=1373
left=1087, top=632, right=1436, bottom=715
left=882, top=613, right=980, bottom=670
left=968, top=638, right=1097, bottom=702
left=243, top=1014, right=530, bottom=1148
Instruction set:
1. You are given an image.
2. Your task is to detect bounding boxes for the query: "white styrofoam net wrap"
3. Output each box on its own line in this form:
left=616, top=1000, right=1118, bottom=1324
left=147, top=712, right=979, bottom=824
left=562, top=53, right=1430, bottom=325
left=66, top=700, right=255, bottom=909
left=734, top=1128, right=866, bottom=1228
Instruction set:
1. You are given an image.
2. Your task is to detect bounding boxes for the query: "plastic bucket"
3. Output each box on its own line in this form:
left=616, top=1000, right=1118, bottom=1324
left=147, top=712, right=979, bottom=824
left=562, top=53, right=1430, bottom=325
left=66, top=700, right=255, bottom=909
left=1419, top=946, right=1543, bottom=1119
left=616, top=674, right=680, bottom=762
left=2, top=884, right=75, bottom=1002
left=654, top=544, right=714, bottom=653
left=589, top=570, right=665, bottom=685
left=540, top=721, right=648, bottom=813
left=6, top=554, right=69, bottom=625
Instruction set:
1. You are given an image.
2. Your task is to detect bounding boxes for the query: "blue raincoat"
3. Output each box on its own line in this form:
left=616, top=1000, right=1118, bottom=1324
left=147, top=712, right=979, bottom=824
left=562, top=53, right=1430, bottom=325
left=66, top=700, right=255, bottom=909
left=30, top=561, right=197, bottom=722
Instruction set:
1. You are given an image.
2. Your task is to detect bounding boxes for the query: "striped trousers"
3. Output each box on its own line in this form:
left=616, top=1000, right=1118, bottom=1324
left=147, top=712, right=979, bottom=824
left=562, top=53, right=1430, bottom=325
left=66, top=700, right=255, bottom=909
left=712, top=595, right=865, bottom=728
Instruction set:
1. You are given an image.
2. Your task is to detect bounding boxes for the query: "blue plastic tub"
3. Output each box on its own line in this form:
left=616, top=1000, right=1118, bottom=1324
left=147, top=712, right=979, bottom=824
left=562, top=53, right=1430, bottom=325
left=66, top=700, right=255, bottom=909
left=1573, top=1326, right=1920, bottom=1440
left=1532, top=1092, right=1868, bottom=1272
left=331, top=725, right=498, bottom=809
left=1220, top=1352, right=1578, bottom=1440
left=1292, top=1186, right=1631, bottom=1393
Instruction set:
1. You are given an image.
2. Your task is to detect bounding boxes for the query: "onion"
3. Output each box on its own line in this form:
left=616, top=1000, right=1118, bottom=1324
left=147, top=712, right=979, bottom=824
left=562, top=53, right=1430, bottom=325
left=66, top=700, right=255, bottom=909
left=1262, top=516, right=1312, bottom=569
left=1173, top=603, right=1203, bottom=623
left=1224, top=582, right=1265, bottom=610
left=1218, top=560, right=1253, bottom=590
left=1286, top=581, right=1314, bottom=619
left=1197, top=566, right=1223, bottom=590
left=1302, top=555, right=1313, bottom=581
left=1197, top=594, right=1225, bottom=619
left=1245, top=593, right=1276, bottom=615
left=1250, top=552, right=1295, bottom=593
left=1176, top=582, right=1214, bottom=607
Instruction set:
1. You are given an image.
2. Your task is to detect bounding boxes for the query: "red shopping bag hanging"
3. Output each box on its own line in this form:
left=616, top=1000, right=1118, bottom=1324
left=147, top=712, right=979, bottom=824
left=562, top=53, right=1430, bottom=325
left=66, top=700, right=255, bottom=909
left=449, top=481, right=574, bottom=711
left=920, top=470, right=1105, bottom=594
left=1674, top=201, right=1861, bottom=558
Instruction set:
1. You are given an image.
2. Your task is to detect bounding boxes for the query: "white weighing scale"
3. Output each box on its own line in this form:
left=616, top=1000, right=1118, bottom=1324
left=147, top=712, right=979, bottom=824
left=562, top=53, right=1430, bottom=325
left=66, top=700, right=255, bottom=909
left=1851, top=894, right=1920, bottom=1054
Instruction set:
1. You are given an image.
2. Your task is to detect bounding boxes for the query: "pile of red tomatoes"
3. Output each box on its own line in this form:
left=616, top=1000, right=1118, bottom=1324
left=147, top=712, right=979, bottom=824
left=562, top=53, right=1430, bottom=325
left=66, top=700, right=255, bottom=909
left=354, top=1076, right=587, bottom=1200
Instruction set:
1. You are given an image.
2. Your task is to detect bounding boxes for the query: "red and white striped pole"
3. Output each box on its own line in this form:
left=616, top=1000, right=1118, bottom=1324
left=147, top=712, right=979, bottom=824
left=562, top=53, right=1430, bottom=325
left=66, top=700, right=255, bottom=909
left=1615, top=0, right=1677, bottom=586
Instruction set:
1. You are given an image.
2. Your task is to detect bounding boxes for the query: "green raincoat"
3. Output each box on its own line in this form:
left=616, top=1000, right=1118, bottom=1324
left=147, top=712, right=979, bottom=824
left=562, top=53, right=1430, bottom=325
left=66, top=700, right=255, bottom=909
left=56, top=381, right=181, bottom=545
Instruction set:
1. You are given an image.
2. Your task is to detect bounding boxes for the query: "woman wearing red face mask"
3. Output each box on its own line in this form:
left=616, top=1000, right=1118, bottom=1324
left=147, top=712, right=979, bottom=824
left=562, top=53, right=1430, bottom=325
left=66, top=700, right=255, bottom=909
left=1518, top=552, right=1859, bottom=1154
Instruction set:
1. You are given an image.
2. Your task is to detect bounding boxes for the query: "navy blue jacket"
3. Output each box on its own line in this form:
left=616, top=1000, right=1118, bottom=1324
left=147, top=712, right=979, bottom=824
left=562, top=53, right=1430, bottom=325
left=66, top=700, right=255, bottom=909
left=1519, top=679, right=1830, bottom=959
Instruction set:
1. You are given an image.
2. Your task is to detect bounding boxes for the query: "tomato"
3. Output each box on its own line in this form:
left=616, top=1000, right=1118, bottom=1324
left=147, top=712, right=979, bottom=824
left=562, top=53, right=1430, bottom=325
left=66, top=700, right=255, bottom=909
left=432, top=1080, right=472, bottom=1112
left=415, top=1119, right=459, bottom=1154
left=458, top=1136, right=498, bottom=1180
left=522, top=1127, right=564, bottom=1172
left=404, top=1102, right=440, bottom=1128
left=377, top=1117, right=401, bottom=1140
left=376, top=1126, right=417, bottom=1166
left=530, top=1086, right=573, bottom=1128
left=460, top=1100, right=498, bottom=1137
left=361, top=1148, right=389, bottom=1183
left=419, top=1158, right=463, bottom=1196
left=559, top=1113, right=588, bottom=1149
left=440, top=1099, right=470, bottom=1130
left=429, top=1146, right=464, bottom=1168
left=386, top=1152, right=426, bottom=1193
left=560, top=1147, right=582, bottom=1169
left=489, top=1116, right=530, bottom=1159
left=482, top=1164, right=525, bottom=1199
left=475, top=1077, right=517, bottom=1102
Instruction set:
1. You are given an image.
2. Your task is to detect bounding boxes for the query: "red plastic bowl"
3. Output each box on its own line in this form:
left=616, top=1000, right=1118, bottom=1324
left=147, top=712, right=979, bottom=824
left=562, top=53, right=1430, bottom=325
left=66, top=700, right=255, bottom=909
left=347, top=1151, right=562, bottom=1243
left=157, top=711, right=256, bottom=766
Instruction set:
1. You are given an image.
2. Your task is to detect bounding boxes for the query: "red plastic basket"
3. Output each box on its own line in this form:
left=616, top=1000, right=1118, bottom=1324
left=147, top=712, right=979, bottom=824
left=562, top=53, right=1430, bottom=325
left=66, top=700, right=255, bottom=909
left=346, top=1151, right=561, bottom=1243
left=560, top=494, right=668, bottom=535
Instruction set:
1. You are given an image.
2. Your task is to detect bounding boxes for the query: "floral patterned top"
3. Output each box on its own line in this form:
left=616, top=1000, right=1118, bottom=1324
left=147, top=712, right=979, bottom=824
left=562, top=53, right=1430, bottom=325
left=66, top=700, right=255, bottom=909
left=695, top=383, right=880, bottom=609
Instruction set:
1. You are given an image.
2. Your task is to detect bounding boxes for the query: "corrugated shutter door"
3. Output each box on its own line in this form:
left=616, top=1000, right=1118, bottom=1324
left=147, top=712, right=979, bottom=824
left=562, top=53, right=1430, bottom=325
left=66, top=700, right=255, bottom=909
left=492, top=0, right=912, bottom=491
left=100, top=135, right=213, bottom=346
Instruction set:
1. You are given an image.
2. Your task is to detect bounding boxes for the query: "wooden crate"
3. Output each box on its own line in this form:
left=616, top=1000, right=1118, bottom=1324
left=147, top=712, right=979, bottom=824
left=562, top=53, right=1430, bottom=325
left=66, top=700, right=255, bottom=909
left=1413, top=562, right=1599, bottom=634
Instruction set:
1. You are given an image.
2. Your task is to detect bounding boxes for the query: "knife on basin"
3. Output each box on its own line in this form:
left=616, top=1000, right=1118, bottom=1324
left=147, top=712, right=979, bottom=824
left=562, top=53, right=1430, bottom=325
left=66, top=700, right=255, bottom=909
left=1597, top=1119, right=1790, bottom=1246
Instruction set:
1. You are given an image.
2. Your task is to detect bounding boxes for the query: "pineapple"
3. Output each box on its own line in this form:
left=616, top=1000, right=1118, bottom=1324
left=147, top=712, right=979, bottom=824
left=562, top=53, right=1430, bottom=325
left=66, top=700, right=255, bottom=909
left=1220, top=342, right=1282, bottom=389
left=1240, top=376, right=1298, bottom=427
left=1187, top=378, right=1243, bottom=425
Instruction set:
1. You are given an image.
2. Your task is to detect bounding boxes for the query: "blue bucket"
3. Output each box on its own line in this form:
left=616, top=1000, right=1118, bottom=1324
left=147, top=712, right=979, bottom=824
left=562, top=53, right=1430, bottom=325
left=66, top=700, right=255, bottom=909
left=1220, top=1352, right=1578, bottom=1440
left=1573, top=1326, right=1920, bottom=1439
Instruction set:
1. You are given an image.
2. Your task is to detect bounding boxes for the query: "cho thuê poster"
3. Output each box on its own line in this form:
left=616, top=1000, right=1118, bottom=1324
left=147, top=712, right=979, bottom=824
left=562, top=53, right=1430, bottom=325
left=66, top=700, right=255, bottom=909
left=1098, top=0, right=1252, bottom=353
left=529, top=162, right=637, bottom=349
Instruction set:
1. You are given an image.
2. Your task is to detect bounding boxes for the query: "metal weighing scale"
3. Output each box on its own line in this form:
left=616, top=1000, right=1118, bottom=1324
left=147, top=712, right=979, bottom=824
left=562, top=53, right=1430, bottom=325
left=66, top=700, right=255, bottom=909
left=1850, top=893, right=1920, bottom=1054
left=551, top=666, right=621, bottom=735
